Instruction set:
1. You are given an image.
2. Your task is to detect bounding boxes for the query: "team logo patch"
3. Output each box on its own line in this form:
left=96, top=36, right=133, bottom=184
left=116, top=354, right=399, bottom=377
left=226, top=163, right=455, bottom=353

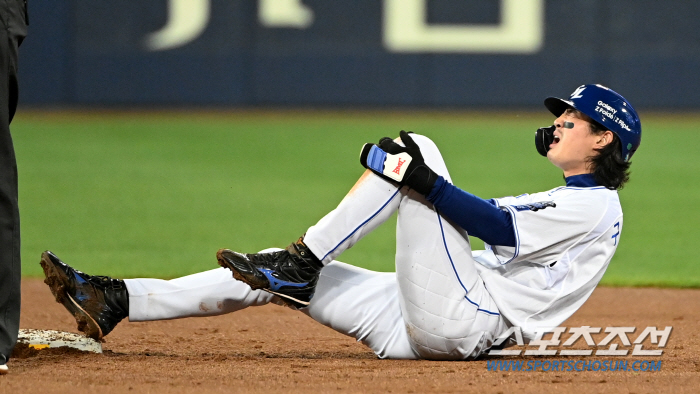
left=570, top=85, right=586, bottom=99
left=510, top=201, right=556, bottom=212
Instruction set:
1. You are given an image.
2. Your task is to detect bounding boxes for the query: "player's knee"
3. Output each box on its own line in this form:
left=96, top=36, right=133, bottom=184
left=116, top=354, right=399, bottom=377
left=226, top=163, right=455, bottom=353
left=408, top=133, right=437, bottom=151
left=407, top=133, right=450, bottom=179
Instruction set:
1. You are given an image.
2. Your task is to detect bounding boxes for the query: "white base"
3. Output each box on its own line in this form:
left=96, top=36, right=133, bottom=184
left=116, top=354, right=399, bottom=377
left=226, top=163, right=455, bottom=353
left=17, top=329, right=102, bottom=353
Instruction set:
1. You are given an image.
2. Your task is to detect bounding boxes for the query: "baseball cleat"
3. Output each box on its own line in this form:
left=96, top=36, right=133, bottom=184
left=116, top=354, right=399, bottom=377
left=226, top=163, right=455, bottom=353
left=0, top=363, right=7, bottom=375
left=216, top=238, right=323, bottom=309
left=40, top=251, right=129, bottom=340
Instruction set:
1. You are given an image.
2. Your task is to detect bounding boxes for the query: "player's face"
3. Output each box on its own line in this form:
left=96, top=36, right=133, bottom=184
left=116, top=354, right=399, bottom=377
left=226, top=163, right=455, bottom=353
left=546, top=111, right=607, bottom=176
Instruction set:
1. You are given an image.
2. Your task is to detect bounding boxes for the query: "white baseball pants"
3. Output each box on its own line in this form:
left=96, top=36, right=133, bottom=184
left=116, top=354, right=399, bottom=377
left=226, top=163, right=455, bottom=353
left=126, top=134, right=508, bottom=360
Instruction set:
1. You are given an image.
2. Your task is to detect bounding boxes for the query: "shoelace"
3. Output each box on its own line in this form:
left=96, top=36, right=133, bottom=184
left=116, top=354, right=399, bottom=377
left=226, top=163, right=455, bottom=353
left=249, top=250, right=288, bottom=263
left=88, top=275, right=125, bottom=291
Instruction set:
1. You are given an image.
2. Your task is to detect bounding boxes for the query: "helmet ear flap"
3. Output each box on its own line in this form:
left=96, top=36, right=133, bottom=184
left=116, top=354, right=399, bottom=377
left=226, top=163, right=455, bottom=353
left=535, top=125, right=555, bottom=157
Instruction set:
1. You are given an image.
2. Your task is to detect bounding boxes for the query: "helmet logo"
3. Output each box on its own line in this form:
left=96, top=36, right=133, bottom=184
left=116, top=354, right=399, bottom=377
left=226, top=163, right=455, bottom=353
left=597, top=101, right=617, bottom=116
left=570, top=86, right=586, bottom=99
left=596, top=101, right=632, bottom=132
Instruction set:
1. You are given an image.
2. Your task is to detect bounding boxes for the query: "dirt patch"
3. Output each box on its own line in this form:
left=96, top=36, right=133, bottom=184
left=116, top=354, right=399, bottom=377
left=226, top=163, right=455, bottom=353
left=11, top=341, right=99, bottom=359
left=2, top=279, right=698, bottom=393
left=9, top=342, right=41, bottom=359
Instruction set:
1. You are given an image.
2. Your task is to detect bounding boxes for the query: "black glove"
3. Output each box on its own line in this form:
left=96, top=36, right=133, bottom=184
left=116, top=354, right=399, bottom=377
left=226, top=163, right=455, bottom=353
left=359, top=130, right=438, bottom=195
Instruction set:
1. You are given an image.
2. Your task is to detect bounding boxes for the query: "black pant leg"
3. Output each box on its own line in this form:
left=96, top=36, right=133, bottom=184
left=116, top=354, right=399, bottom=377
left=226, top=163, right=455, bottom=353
left=0, top=0, right=27, bottom=364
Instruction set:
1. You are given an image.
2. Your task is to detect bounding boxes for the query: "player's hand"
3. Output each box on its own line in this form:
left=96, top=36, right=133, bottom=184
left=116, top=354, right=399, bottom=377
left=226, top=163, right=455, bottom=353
left=359, top=130, right=438, bottom=195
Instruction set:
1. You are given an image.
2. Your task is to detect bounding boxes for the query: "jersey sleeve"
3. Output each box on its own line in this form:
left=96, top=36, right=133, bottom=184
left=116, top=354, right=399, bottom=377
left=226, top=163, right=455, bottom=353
left=489, top=189, right=609, bottom=266
left=426, top=176, right=516, bottom=247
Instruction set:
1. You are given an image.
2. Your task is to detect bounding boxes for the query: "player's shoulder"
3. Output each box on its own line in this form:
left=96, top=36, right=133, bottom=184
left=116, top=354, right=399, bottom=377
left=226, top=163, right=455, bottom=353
left=496, top=185, right=620, bottom=208
left=503, top=185, right=620, bottom=214
left=545, top=184, right=618, bottom=199
left=545, top=185, right=622, bottom=216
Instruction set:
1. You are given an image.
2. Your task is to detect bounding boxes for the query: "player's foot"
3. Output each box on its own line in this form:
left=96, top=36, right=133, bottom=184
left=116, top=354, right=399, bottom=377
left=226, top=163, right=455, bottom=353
left=217, top=238, right=323, bottom=309
left=0, top=363, right=8, bottom=375
left=40, top=251, right=129, bottom=340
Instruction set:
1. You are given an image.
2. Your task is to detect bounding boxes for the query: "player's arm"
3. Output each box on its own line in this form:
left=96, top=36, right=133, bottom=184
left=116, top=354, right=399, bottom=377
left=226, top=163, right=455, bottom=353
left=360, top=131, right=516, bottom=247
left=426, top=177, right=516, bottom=247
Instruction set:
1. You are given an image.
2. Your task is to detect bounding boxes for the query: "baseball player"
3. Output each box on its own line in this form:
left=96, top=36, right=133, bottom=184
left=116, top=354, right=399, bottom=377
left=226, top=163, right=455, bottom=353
left=42, top=84, right=641, bottom=360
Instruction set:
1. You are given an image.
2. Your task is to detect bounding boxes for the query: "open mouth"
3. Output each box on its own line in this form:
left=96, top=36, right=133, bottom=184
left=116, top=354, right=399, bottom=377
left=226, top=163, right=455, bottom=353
left=550, top=134, right=561, bottom=147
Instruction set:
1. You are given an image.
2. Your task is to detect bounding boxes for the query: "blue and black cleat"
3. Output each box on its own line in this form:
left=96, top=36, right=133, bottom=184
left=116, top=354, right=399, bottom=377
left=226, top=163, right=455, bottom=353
left=40, top=251, right=129, bottom=340
left=216, top=238, right=323, bottom=309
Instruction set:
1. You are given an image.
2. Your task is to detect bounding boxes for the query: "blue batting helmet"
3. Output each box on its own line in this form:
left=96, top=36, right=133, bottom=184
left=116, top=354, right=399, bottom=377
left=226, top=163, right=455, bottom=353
left=544, top=84, right=642, bottom=162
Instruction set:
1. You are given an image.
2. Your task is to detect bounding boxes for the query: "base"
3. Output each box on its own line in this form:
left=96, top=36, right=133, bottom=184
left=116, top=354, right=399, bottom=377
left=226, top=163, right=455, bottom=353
left=17, top=329, right=102, bottom=353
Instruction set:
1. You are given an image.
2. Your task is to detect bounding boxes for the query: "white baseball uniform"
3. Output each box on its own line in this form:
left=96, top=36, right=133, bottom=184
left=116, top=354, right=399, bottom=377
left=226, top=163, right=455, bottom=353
left=124, top=134, right=622, bottom=360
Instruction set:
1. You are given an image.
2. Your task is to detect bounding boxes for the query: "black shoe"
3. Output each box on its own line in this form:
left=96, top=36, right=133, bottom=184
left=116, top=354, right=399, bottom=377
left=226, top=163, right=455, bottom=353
left=40, top=251, right=129, bottom=340
left=216, top=238, right=323, bottom=309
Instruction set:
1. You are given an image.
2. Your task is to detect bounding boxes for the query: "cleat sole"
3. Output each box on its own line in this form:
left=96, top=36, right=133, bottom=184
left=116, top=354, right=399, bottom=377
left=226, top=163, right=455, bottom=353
left=40, top=252, right=104, bottom=340
left=262, top=289, right=310, bottom=309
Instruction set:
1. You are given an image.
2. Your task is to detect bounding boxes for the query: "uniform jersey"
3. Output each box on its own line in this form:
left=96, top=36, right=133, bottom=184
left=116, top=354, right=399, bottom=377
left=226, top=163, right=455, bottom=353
left=472, top=176, right=623, bottom=339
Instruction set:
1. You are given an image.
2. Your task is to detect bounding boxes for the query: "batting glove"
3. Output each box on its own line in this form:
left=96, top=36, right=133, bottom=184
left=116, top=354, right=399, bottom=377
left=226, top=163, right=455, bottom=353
left=359, top=130, right=438, bottom=196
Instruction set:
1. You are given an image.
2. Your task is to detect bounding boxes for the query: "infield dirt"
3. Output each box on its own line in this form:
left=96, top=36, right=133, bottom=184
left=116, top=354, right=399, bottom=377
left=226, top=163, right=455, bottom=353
left=2, top=279, right=698, bottom=393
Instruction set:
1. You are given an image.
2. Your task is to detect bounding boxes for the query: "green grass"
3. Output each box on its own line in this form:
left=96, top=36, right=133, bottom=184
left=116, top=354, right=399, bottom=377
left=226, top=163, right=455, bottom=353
left=11, top=110, right=700, bottom=287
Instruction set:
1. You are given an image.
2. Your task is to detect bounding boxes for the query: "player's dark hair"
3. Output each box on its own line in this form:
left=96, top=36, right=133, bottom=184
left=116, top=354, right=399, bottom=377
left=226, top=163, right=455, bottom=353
left=586, top=118, right=631, bottom=190
left=565, top=108, right=631, bottom=190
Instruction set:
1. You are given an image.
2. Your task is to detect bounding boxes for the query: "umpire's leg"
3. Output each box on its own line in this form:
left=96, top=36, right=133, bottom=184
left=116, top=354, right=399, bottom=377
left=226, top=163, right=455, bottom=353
left=0, top=0, right=27, bottom=367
